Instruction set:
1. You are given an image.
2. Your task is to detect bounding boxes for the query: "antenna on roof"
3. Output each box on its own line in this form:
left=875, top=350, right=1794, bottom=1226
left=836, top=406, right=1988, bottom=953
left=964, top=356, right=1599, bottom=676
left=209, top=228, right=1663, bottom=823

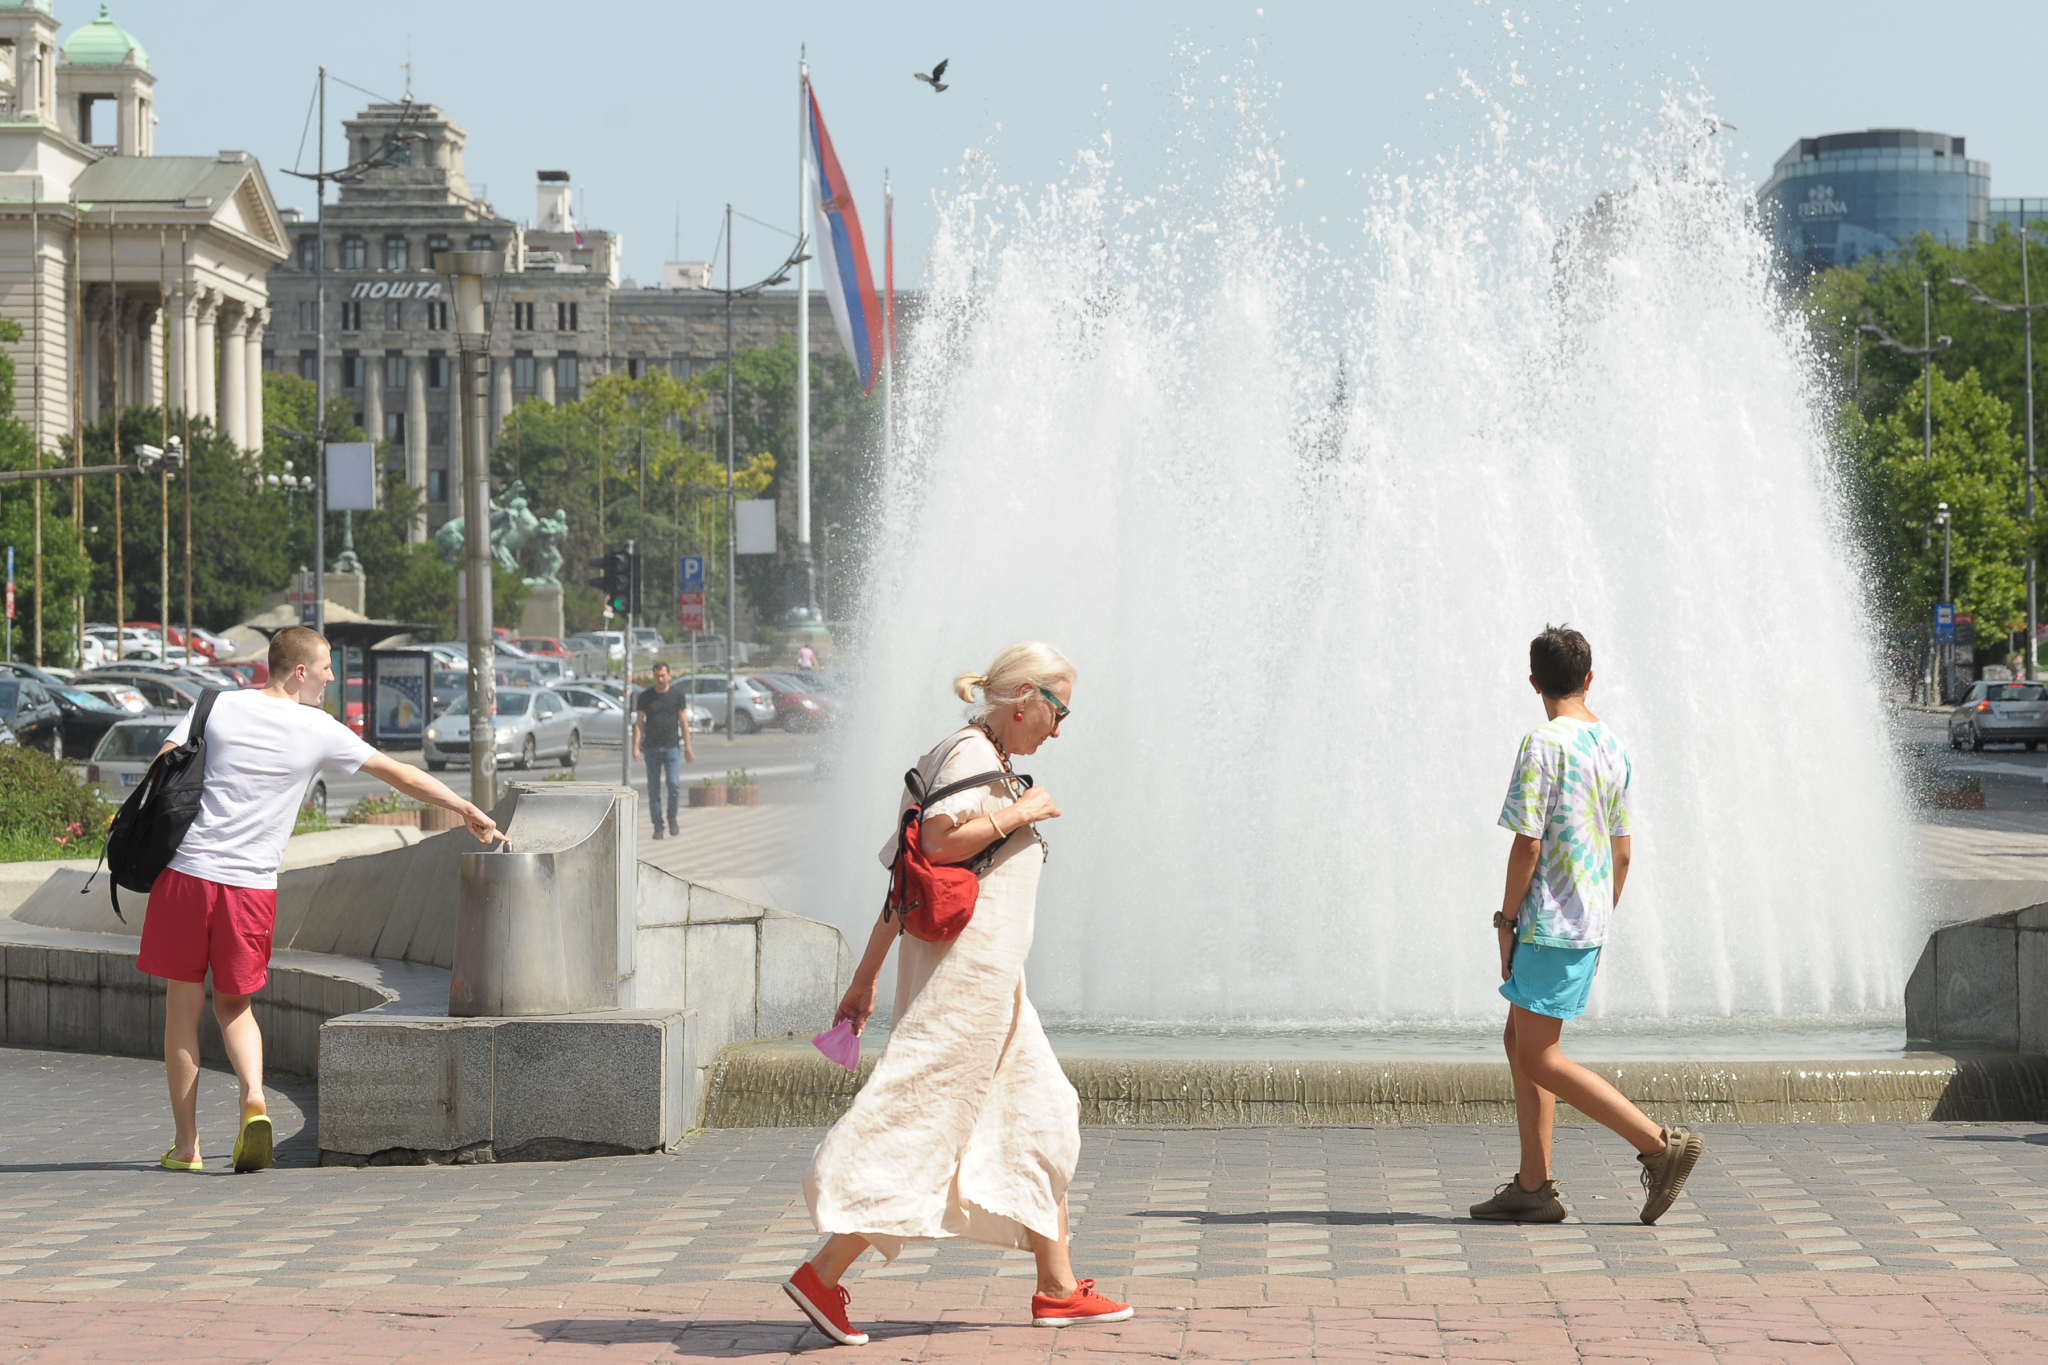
left=402, top=36, right=412, bottom=98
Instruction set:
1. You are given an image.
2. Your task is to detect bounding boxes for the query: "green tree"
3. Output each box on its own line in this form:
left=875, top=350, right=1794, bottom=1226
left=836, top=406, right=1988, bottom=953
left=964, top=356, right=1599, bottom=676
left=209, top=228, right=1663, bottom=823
left=1847, top=366, right=2029, bottom=648
left=0, top=318, right=93, bottom=665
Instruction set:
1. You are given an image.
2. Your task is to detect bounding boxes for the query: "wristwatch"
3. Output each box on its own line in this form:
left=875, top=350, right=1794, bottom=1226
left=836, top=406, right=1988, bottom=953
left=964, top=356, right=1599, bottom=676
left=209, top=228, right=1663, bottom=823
left=1492, top=911, right=1516, bottom=931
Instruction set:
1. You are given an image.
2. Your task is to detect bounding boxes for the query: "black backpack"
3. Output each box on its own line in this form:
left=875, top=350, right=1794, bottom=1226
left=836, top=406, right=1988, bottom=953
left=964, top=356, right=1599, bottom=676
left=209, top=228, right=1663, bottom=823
left=90, top=687, right=219, bottom=922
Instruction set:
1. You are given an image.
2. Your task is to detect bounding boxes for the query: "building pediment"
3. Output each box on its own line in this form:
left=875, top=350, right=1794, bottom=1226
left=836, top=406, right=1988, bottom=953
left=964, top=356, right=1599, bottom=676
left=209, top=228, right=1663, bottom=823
left=69, top=150, right=288, bottom=259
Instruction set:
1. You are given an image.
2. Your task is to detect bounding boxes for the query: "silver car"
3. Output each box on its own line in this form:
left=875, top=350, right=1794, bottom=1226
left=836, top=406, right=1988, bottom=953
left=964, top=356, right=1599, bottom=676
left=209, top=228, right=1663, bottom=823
left=1949, top=680, right=2048, bottom=751
left=681, top=674, right=779, bottom=734
left=423, top=686, right=582, bottom=771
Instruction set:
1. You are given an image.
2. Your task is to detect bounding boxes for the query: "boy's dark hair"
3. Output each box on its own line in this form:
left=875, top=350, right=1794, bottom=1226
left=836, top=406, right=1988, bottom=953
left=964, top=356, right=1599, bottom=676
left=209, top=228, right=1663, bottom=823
left=1530, top=625, right=1592, bottom=699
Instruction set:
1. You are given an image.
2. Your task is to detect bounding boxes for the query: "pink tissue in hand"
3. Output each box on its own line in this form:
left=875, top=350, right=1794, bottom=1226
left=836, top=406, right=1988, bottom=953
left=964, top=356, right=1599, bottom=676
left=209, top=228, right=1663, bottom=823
left=812, top=1019, right=861, bottom=1072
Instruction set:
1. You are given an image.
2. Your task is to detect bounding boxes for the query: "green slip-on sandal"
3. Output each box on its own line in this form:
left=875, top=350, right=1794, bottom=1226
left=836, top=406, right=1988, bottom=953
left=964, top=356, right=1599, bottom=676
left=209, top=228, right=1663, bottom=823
left=232, top=1114, right=274, bottom=1174
left=159, top=1149, right=203, bottom=1172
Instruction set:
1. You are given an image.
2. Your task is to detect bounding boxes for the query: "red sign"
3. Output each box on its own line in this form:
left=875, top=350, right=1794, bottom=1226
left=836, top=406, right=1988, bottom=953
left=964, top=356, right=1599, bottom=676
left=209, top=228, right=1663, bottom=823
left=4, top=580, right=12, bottom=620
left=678, top=590, right=706, bottom=633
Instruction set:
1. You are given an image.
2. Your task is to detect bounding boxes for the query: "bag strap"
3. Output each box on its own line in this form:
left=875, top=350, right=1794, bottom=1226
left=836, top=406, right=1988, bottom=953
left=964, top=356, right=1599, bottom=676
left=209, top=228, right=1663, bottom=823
left=190, top=685, right=220, bottom=742
left=911, top=769, right=1031, bottom=810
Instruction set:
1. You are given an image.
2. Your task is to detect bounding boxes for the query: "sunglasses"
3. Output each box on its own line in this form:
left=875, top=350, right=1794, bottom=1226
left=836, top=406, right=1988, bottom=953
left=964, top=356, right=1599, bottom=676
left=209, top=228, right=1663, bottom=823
left=1034, top=682, right=1070, bottom=724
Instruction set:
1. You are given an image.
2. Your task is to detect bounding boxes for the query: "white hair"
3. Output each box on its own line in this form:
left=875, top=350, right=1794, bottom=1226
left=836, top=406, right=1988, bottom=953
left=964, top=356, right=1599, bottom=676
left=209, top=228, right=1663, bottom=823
left=953, top=641, right=1076, bottom=719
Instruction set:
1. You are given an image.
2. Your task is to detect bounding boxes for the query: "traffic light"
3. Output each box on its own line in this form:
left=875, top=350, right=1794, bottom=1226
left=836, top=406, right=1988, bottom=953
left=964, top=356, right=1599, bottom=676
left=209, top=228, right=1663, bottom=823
left=625, top=551, right=643, bottom=617
left=586, top=550, right=629, bottom=613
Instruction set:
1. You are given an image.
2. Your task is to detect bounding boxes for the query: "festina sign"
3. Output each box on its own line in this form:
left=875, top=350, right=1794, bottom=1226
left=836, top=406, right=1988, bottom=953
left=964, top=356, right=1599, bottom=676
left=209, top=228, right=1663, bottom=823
left=348, top=278, right=446, bottom=300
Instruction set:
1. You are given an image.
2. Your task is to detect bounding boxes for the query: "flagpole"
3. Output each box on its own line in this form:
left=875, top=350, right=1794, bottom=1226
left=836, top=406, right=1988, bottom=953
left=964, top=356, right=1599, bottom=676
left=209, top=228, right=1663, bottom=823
left=796, top=51, right=815, bottom=618
left=883, top=171, right=893, bottom=472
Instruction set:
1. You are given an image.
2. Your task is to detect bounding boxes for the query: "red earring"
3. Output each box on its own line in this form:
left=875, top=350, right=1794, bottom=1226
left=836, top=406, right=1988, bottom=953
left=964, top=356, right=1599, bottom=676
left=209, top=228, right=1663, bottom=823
left=1014, top=710, right=1024, bottom=721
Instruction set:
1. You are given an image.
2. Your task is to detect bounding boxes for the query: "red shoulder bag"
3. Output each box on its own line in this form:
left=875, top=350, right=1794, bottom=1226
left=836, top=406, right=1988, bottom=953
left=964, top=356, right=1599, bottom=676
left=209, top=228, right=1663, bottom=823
left=883, top=764, right=1031, bottom=942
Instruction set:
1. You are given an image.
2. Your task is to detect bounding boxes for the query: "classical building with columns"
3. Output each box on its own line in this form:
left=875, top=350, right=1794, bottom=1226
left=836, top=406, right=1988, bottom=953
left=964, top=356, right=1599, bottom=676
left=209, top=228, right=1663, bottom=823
left=264, top=95, right=838, bottom=541
left=0, top=2, right=287, bottom=457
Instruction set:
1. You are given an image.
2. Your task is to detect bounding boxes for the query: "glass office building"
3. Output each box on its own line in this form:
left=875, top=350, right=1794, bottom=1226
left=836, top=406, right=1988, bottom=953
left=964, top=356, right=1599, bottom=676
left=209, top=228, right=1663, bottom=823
left=1988, top=199, right=2048, bottom=242
left=1757, top=129, right=1990, bottom=272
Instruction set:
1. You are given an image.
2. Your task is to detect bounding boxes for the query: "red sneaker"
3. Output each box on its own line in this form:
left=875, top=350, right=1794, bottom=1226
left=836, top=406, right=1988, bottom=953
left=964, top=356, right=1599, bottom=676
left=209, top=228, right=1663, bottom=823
left=1030, top=1278, right=1134, bottom=1328
left=783, top=1261, right=869, bottom=1346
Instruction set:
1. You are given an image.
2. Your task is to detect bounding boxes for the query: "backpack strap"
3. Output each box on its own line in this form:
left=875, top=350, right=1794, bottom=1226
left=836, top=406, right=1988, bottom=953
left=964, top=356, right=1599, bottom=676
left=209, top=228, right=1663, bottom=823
left=88, top=688, right=220, bottom=923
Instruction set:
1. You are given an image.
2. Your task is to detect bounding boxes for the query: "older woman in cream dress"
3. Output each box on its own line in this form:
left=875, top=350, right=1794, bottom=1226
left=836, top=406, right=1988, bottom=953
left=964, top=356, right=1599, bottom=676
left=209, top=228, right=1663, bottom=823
left=781, top=642, right=1132, bottom=1347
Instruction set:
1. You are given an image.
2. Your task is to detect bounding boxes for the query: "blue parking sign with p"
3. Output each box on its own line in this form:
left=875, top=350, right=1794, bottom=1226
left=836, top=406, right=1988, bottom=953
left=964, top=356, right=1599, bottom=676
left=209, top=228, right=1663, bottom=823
left=679, top=555, right=706, bottom=588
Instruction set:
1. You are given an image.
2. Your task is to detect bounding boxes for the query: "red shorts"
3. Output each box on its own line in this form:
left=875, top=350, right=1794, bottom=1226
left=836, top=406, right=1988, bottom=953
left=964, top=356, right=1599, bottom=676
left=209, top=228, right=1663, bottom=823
left=135, top=867, right=277, bottom=996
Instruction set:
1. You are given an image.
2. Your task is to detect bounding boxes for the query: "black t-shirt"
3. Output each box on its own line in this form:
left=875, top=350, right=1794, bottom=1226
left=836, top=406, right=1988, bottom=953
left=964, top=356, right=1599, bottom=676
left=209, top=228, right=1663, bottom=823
left=636, top=687, right=690, bottom=749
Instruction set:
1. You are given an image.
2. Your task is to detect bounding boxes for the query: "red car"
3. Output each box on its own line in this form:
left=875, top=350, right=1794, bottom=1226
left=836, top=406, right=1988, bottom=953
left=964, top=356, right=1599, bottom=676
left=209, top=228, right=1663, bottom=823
left=515, top=636, right=572, bottom=661
left=746, top=673, right=834, bottom=732
left=342, top=676, right=365, bottom=735
left=212, top=660, right=268, bottom=687
left=124, top=620, right=216, bottom=658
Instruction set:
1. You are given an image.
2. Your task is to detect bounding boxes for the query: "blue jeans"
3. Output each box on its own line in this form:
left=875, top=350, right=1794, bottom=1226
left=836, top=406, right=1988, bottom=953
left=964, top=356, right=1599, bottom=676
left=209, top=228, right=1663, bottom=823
left=645, top=746, right=682, bottom=830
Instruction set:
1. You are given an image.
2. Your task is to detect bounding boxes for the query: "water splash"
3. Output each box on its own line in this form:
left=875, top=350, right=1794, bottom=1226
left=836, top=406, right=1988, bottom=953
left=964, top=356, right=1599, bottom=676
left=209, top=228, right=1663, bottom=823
left=823, top=68, right=1916, bottom=1026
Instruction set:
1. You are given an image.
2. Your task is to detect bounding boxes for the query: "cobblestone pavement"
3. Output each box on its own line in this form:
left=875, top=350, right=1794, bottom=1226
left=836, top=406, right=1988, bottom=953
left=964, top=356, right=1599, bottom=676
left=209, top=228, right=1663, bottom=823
left=6, top=1046, right=2048, bottom=1360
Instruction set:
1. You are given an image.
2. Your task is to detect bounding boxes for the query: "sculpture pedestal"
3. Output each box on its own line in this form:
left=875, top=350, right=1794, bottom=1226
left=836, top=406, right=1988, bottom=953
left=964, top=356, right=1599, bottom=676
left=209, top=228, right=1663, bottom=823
left=325, top=571, right=366, bottom=616
left=520, top=586, right=565, bottom=642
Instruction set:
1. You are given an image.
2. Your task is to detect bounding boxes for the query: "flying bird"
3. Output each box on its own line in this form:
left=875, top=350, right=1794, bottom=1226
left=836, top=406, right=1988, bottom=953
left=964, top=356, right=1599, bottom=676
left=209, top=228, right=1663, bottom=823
left=914, top=58, right=949, bottom=93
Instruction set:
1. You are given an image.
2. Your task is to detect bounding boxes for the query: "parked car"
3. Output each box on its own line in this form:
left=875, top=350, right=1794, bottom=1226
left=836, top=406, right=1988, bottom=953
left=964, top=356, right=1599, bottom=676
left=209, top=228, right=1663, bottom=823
left=211, top=660, right=269, bottom=687
left=83, top=668, right=210, bottom=713
left=632, top=626, right=662, bottom=655
left=70, top=682, right=149, bottom=714
left=0, top=661, right=76, bottom=687
left=1950, top=680, right=2048, bottom=752
left=423, top=686, right=582, bottom=771
left=46, top=683, right=136, bottom=758
left=558, top=684, right=629, bottom=746
left=125, top=621, right=215, bottom=658
left=748, top=672, right=835, bottom=732
left=681, top=673, right=779, bottom=734
left=0, top=675, right=65, bottom=755
left=89, top=659, right=237, bottom=689
left=85, top=715, right=336, bottom=816
left=84, top=716, right=181, bottom=800
left=515, top=636, right=572, bottom=661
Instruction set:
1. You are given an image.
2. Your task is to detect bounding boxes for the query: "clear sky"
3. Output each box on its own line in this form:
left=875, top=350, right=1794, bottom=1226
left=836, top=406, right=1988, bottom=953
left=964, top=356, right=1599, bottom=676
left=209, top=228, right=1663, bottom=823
left=101, top=0, right=2048, bottom=289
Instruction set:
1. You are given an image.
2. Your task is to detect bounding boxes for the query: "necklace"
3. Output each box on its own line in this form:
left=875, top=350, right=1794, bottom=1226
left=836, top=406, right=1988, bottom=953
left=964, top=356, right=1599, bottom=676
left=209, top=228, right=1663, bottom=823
left=974, top=719, right=1014, bottom=771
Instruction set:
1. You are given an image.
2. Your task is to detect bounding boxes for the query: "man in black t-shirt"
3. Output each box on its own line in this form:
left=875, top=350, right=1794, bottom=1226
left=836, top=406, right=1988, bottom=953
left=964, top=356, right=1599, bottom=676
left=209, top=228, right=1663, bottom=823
left=634, top=662, right=696, bottom=838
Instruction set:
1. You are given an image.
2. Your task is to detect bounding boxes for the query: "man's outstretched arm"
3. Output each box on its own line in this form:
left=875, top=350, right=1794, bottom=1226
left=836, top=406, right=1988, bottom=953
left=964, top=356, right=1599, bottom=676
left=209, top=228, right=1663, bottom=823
left=359, top=751, right=504, bottom=845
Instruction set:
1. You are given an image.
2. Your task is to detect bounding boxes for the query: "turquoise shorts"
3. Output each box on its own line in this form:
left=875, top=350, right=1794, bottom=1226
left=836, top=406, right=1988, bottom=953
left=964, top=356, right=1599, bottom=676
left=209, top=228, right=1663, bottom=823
left=1499, top=940, right=1602, bottom=1020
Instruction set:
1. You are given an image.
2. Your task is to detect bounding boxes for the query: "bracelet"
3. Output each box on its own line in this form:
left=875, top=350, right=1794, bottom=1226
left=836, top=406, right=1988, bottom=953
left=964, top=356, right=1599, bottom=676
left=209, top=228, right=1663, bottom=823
left=1492, top=911, right=1516, bottom=931
left=990, top=812, right=1008, bottom=841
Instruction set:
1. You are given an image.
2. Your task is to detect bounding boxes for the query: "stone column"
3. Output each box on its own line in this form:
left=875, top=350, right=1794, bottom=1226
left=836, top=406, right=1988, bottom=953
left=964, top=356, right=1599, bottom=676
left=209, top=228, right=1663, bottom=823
left=537, top=351, right=556, bottom=405
left=218, top=305, right=246, bottom=450
left=491, top=353, right=512, bottom=440
left=363, top=350, right=385, bottom=456
left=193, top=291, right=219, bottom=427
left=79, top=291, right=100, bottom=423
left=244, top=308, right=266, bottom=456
left=166, top=286, right=187, bottom=419
left=137, top=300, right=160, bottom=411
left=406, top=352, right=428, bottom=542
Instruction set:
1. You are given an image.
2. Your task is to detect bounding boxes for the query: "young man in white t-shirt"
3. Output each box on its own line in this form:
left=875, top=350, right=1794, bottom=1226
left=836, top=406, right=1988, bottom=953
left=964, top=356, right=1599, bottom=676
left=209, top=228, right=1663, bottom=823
left=137, top=626, right=503, bottom=1173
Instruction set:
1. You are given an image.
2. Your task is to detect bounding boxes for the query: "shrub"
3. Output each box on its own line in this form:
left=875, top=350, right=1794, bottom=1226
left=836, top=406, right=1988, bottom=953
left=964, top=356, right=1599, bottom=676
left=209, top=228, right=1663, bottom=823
left=0, top=745, right=109, bottom=844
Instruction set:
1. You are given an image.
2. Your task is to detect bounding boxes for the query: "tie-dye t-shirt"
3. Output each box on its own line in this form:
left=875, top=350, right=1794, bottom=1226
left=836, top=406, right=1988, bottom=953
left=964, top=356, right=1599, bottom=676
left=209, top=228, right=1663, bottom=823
left=1498, top=717, right=1633, bottom=948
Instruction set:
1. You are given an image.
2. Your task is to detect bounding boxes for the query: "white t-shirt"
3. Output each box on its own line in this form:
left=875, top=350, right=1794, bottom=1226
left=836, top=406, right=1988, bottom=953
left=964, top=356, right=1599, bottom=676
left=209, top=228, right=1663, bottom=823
left=165, top=689, right=376, bottom=889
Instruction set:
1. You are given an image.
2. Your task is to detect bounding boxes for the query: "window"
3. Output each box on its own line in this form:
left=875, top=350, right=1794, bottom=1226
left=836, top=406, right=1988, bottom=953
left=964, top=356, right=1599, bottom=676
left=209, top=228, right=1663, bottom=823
left=297, top=236, right=318, bottom=271
left=556, top=301, right=578, bottom=332
left=512, top=302, right=535, bottom=332
left=1990, top=684, right=2048, bottom=701
left=385, top=354, right=407, bottom=390
left=297, top=300, right=313, bottom=331
left=427, top=469, right=447, bottom=502
left=468, top=233, right=493, bottom=251
left=262, top=352, right=279, bottom=372
left=512, top=355, right=536, bottom=390
left=555, top=354, right=578, bottom=395
left=427, top=233, right=451, bottom=257
left=383, top=300, right=403, bottom=330
left=627, top=358, right=642, bottom=379
left=428, top=412, right=450, bottom=446
left=385, top=412, right=404, bottom=442
left=341, top=236, right=366, bottom=270
left=299, top=355, right=318, bottom=381
left=425, top=301, right=448, bottom=331
left=384, top=236, right=409, bottom=271
left=340, top=301, right=363, bottom=332
left=341, top=353, right=362, bottom=388
left=428, top=354, right=448, bottom=388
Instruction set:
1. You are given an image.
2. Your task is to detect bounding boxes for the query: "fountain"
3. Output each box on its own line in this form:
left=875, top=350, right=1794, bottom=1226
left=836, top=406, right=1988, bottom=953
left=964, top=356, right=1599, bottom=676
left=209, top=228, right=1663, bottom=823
left=817, top=82, right=1924, bottom=1036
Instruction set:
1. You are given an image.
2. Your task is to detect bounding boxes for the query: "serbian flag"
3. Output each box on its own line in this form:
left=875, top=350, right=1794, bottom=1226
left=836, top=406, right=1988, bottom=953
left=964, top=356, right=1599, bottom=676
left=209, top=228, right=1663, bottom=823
left=807, top=82, right=882, bottom=395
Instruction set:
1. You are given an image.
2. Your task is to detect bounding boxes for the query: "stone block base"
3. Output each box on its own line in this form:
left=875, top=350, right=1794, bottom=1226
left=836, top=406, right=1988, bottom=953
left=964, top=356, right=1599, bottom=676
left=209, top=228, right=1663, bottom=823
left=317, top=1007, right=694, bottom=1164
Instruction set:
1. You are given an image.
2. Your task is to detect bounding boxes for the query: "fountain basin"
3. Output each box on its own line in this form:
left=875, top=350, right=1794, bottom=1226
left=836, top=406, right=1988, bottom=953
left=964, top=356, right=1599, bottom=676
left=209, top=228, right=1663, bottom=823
left=700, top=1025, right=2048, bottom=1128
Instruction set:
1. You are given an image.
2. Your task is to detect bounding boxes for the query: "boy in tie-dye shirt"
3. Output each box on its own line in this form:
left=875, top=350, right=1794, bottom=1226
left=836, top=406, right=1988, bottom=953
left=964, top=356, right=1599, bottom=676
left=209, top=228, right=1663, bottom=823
left=1469, top=625, right=1703, bottom=1229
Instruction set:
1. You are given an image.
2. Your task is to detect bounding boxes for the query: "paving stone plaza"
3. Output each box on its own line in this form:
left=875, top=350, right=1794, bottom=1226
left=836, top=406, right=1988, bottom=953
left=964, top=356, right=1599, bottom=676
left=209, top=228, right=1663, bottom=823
left=5, top=1048, right=2048, bottom=1361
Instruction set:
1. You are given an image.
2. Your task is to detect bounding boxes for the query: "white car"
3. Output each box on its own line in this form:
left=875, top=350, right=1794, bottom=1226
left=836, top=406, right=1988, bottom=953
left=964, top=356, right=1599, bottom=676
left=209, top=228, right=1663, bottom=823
left=86, top=717, right=340, bottom=815
left=423, top=686, right=582, bottom=771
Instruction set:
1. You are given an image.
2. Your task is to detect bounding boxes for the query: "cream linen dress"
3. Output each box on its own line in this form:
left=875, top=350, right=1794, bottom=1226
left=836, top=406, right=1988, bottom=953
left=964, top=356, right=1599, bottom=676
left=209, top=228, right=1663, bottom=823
left=803, top=726, right=1080, bottom=1260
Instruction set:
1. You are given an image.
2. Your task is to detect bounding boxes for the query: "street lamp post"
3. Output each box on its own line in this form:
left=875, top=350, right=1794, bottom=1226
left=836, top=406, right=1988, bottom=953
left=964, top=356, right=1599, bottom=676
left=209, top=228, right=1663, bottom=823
left=1860, top=290, right=1953, bottom=464
left=437, top=249, right=501, bottom=811
left=1938, top=501, right=1953, bottom=702
left=1952, top=219, right=2045, bottom=678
